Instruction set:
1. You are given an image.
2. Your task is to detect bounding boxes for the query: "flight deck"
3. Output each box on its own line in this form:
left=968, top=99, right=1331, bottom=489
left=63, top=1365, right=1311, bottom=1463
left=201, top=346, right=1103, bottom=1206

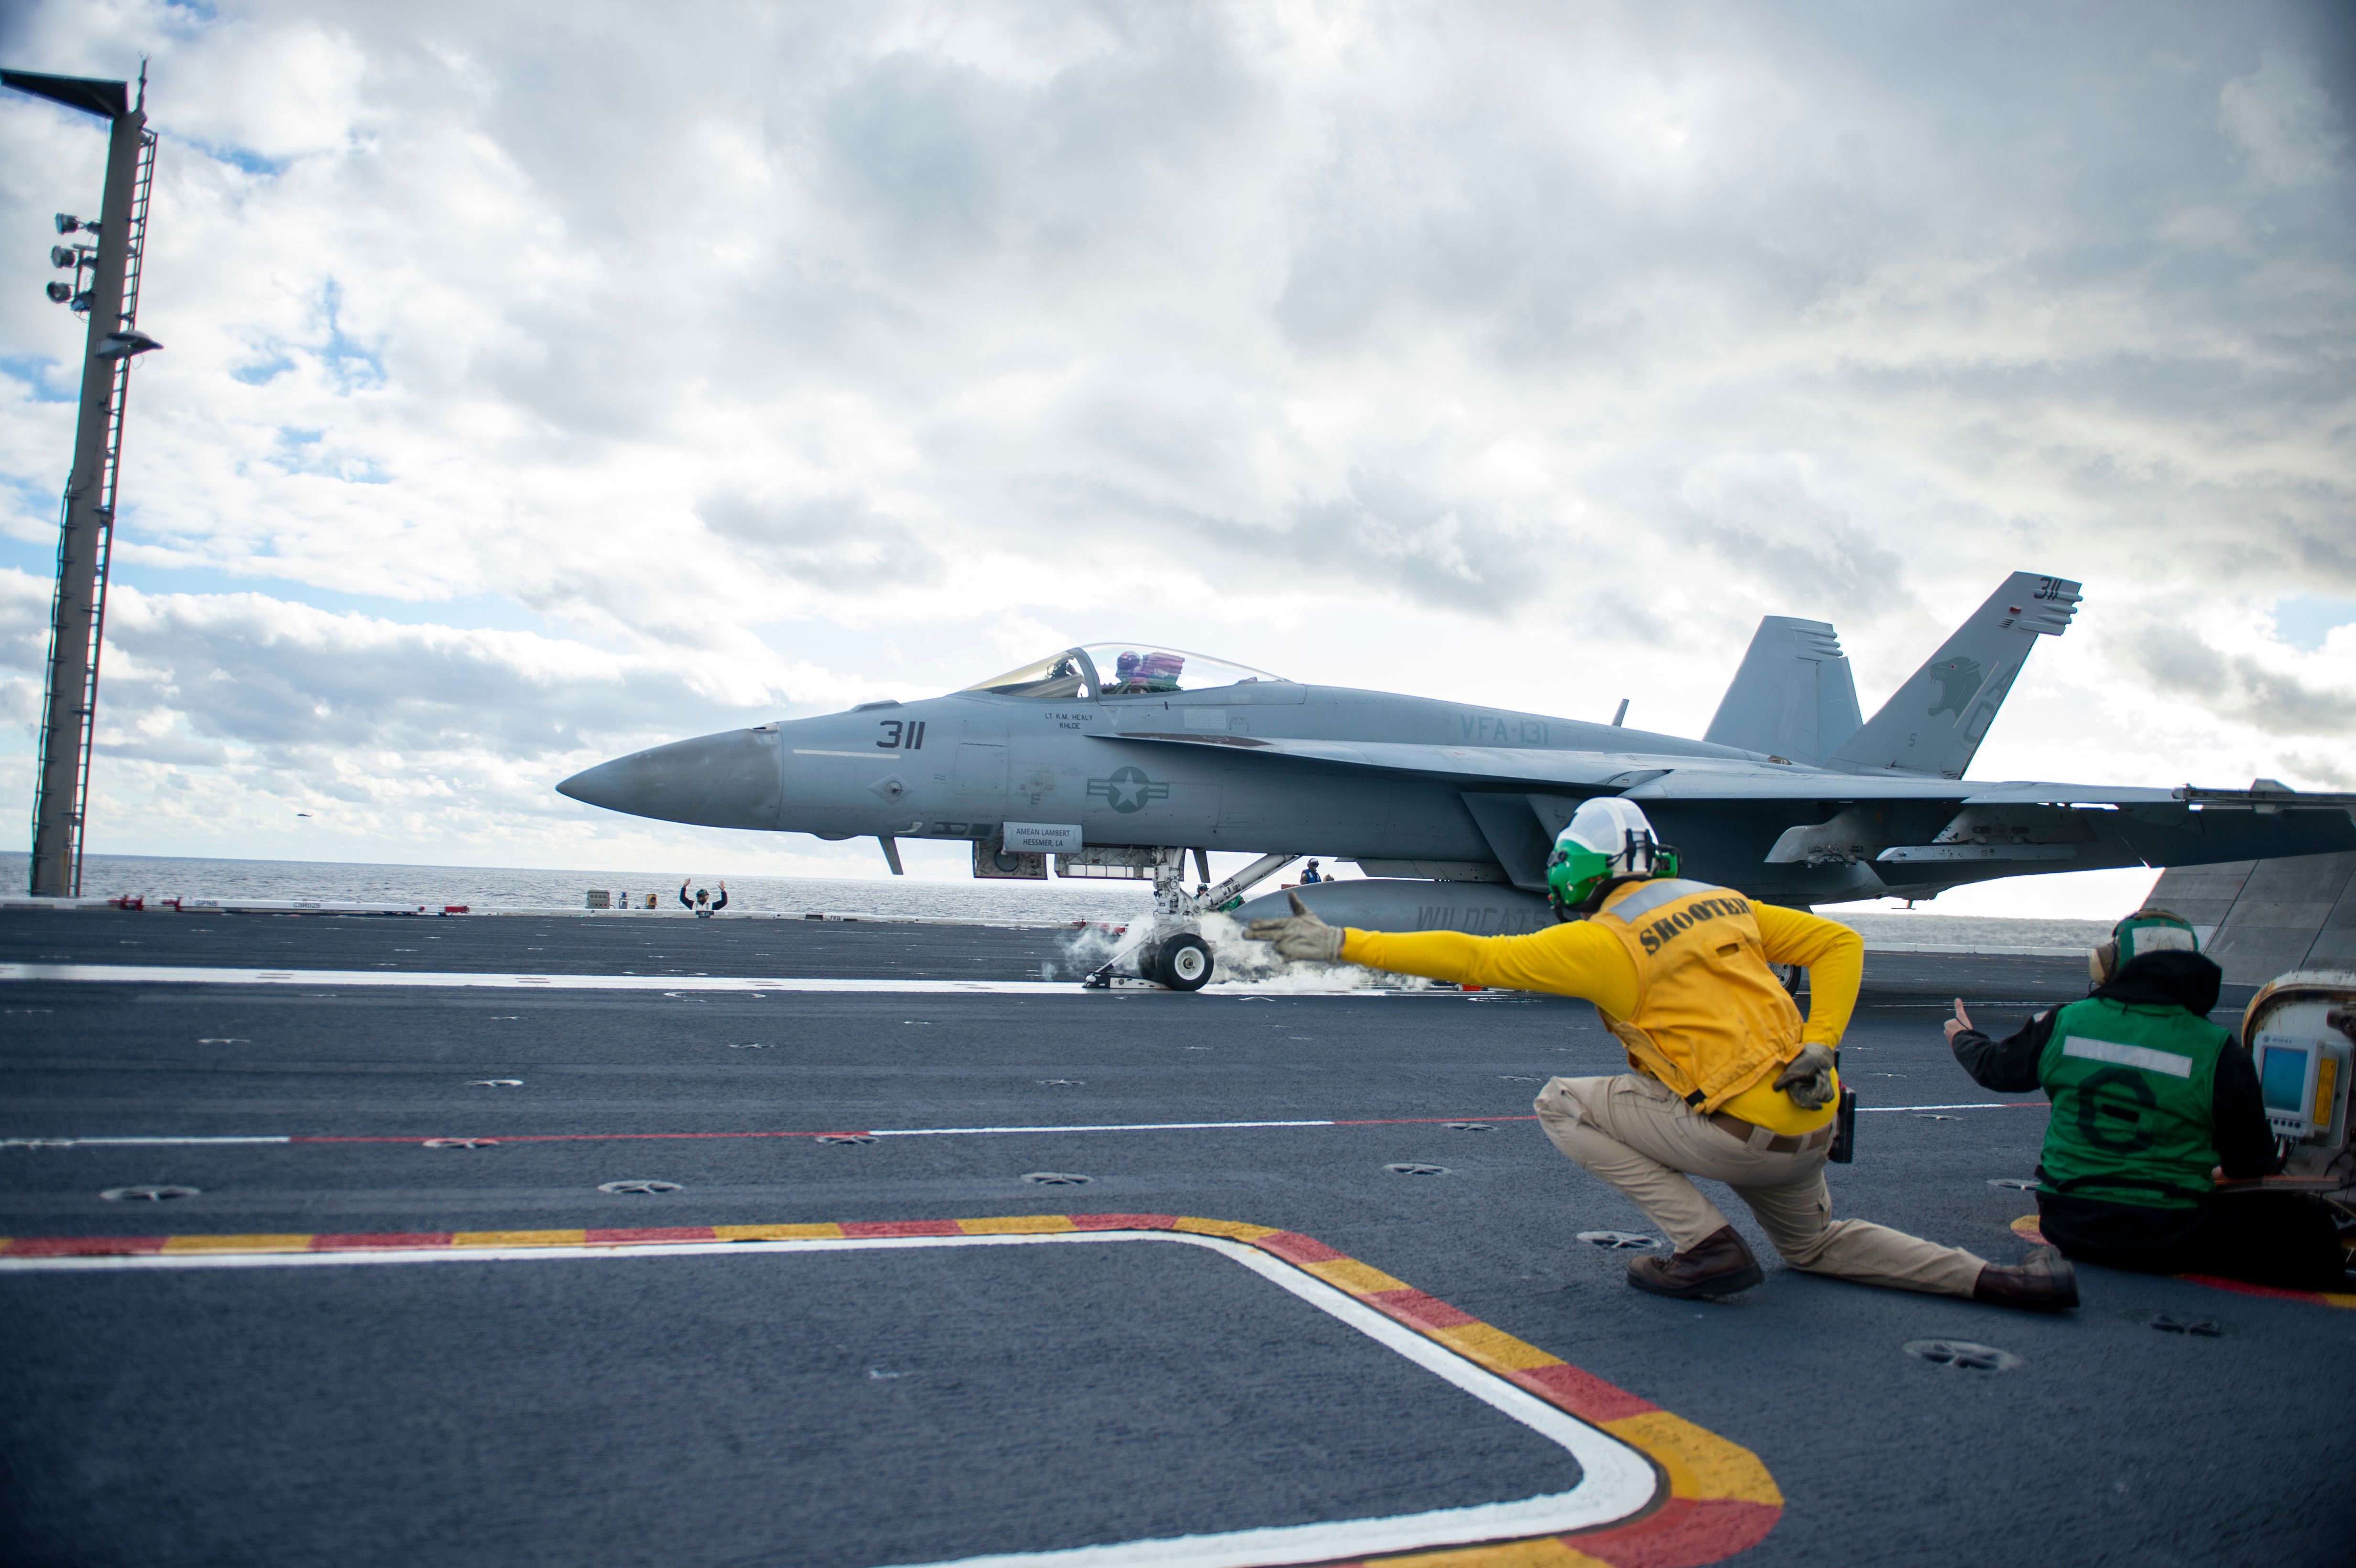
left=2, top=909, right=2349, bottom=1567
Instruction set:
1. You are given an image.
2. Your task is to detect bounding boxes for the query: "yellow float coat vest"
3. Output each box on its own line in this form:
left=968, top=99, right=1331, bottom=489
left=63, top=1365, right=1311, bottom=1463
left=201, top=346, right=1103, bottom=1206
left=1590, top=878, right=1809, bottom=1113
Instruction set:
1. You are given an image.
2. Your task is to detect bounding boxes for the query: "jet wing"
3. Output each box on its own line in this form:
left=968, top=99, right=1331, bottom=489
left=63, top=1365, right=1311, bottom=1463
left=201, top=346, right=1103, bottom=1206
left=1097, top=731, right=2356, bottom=818
left=1621, top=773, right=2187, bottom=805
left=1099, top=732, right=2229, bottom=806
left=1094, top=732, right=1683, bottom=789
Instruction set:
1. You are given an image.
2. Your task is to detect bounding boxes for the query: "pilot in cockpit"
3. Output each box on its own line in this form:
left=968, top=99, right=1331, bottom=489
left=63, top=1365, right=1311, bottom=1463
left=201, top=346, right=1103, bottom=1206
left=1110, top=650, right=1184, bottom=694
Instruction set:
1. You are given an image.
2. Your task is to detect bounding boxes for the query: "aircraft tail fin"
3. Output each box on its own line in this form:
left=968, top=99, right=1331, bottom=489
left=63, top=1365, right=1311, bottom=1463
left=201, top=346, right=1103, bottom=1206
left=1828, top=572, right=2083, bottom=779
left=1703, top=616, right=1863, bottom=766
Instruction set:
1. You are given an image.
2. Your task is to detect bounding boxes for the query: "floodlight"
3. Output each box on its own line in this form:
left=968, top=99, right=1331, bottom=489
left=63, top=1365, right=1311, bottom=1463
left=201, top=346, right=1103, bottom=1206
left=45, top=281, right=71, bottom=302
left=97, top=328, right=161, bottom=358
left=55, top=213, right=80, bottom=234
left=50, top=244, right=78, bottom=268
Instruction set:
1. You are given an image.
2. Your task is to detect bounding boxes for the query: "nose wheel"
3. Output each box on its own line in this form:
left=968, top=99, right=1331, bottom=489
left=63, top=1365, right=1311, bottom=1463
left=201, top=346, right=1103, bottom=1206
left=1156, top=932, right=1213, bottom=991
left=1083, top=928, right=1217, bottom=991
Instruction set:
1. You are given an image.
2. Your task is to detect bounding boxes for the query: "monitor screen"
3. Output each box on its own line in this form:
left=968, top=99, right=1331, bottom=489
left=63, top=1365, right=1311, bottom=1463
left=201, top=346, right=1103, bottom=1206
left=2258, top=1043, right=2312, bottom=1113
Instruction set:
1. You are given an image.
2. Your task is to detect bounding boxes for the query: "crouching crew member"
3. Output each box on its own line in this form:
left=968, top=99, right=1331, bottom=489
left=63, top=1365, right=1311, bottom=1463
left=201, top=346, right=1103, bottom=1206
left=1946, top=910, right=2348, bottom=1292
left=1249, top=798, right=2076, bottom=1309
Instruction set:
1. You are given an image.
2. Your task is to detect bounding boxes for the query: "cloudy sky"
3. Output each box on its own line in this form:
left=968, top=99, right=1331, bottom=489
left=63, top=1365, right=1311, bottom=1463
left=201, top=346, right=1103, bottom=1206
left=1, top=0, right=2350, bottom=916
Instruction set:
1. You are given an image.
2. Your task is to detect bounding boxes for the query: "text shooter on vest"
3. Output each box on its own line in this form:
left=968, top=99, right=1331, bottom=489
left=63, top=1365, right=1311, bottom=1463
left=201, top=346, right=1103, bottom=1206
left=1946, top=909, right=2349, bottom=1293
left=1248, top=797, right=2077, bottom=1309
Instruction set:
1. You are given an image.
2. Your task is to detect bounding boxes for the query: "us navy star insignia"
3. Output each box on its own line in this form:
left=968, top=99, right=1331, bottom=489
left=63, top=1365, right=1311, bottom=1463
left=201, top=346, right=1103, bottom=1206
left=1087, top=765, right=1170, bottom=814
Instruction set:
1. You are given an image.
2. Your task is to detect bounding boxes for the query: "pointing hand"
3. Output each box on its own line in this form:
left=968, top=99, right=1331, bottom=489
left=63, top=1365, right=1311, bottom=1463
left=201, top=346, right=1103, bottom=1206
left=1942, top=999, right=1974, bottom=1043
left=1245, top=891, right=1346, bottom=964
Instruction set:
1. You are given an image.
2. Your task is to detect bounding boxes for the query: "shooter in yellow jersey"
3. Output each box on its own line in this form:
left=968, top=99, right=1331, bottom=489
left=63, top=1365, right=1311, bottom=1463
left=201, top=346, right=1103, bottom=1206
left=1249, top=798, right=2075, bottom=1309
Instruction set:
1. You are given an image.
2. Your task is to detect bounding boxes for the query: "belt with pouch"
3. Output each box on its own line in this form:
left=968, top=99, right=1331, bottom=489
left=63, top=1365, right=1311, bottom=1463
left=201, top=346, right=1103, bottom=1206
left=1706, top=1109, right=1835, bottom=1154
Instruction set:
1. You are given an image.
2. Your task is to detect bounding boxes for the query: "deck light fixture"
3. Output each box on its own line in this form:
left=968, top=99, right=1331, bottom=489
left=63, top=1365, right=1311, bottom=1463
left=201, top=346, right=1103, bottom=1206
left=97, top=328, right=161, bottom=358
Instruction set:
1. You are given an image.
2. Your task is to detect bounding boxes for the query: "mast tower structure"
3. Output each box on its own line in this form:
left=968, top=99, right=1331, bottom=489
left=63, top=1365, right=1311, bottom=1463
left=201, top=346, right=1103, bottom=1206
left=2, top=65, right=163, bottom=896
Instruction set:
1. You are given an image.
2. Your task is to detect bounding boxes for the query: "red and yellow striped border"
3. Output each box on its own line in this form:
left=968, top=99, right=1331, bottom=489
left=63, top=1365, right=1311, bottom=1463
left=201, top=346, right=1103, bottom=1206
left=2008, top=1213, right=2356, bottom=1310
left=3, top=1212, right=1778, bottom=1566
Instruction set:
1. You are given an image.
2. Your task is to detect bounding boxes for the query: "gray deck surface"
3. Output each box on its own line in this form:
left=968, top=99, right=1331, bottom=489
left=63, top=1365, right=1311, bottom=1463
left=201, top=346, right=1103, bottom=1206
left=2, top=909, right=2349, bottom=1567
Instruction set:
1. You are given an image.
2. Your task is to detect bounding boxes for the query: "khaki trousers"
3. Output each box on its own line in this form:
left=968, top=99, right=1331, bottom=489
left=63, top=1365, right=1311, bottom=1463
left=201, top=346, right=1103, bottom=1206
left=1534, top=1073, right=1987, bottom=1297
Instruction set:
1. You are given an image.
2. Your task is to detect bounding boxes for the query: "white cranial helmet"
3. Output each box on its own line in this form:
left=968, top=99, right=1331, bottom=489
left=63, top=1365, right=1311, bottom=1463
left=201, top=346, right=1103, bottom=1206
left=1565, top=797, right=1664, bottom=877
left=1547, top=797, right=1675, bottom=913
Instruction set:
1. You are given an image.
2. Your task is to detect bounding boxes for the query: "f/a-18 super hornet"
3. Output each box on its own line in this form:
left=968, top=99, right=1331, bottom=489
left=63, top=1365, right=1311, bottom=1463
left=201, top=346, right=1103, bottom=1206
left=556, top=571, right=2356, bottom=989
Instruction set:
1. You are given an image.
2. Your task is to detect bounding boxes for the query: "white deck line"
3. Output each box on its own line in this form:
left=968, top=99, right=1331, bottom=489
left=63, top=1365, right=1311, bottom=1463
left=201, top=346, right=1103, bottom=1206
left=1857, top=942, right=2080, bottom=958
left=0, top=963, right=1074, bottom=994
left=5, top=1106, right=2042, bottom=1147
left=0, top=1135, right=292, bottom=1147
left=869, top=1120, right=1338, bottom=1137
left=0, top=963, right=1464, bottom=997
left=1854, top=1102, right=2027, bottom=1113
left=1, top=1229, right=1660, bottom=1566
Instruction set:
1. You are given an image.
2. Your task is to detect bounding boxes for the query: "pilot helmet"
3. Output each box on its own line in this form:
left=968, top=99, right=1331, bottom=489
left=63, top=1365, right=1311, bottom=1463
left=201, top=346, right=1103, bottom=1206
left=1547, top=798, right=1679, bottom=915
left=2089, top=907, right=2197, bottom=984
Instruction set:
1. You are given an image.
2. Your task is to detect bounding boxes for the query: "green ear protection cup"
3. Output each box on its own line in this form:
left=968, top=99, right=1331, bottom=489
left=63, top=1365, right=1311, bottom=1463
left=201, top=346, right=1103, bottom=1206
left=1547, top=843, right=1613, bottom=912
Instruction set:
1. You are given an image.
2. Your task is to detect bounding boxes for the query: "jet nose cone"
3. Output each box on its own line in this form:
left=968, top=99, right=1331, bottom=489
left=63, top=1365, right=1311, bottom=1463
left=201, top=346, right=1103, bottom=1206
left=556, top=728, right=783, bottom=829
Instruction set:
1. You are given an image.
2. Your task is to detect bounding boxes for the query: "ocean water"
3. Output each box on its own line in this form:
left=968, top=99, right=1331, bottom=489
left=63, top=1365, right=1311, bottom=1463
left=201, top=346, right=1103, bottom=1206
left=0, top=851, right=2114, bottom=951
left=0, top=852, right=1156, bottom=924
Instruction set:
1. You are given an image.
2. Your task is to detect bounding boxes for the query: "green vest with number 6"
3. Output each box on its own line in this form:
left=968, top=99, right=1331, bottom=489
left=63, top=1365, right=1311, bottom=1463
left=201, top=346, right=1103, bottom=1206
left=2036, top=996, right=2232, bottom=1209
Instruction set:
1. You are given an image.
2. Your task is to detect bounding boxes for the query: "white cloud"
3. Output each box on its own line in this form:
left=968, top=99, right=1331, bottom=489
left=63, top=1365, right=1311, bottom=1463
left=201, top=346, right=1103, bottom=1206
left=0, top=0, right=2349, bottom=907
left=2220, top=49, right=2349, bottom=185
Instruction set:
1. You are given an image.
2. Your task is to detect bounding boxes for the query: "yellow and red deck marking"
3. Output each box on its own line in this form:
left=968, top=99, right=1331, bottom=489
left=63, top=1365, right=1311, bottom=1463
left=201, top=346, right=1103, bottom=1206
left=2, top=1212, right=1779, bottom=1567
left=2008, top=1213, right=2356, bottom=1309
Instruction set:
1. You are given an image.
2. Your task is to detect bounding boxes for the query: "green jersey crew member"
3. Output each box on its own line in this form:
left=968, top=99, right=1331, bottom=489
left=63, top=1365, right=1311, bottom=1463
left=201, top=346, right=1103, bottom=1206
left=1248, top=798, right=2076, bottom=1310
left=1946, top=910, right=2349, bottom=1292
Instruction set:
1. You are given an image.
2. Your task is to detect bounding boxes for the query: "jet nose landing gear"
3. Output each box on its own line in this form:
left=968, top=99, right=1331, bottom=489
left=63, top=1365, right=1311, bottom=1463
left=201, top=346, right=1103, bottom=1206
left=1085, top=926, right=1216, bottom=991
left=1080, top=849, right=1300, bottom=992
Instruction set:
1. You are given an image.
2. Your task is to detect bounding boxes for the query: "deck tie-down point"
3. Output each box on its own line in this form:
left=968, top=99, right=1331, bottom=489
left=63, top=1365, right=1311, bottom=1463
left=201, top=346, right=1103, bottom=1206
left=1578, top=1230, right=1661, bottom=1250
left=597, top=1180, right=683, bottom=1195
left=101, top=1184, right=199, bottom=1201
left=1020, top=1171, right=1091, bottom=1185
left=1904, top=1339, right=2020, bottom=1371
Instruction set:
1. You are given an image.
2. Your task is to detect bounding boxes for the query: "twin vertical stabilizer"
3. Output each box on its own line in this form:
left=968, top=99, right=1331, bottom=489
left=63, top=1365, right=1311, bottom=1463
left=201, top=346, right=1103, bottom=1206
left=1702, top=617, right=1863, bottom=766
left=1712, top=572, right=2082, bottom=780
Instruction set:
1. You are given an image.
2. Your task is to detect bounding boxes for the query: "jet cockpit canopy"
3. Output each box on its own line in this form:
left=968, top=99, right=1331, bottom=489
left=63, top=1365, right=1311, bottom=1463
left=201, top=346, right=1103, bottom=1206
left=962, top=645, right=1285, bottom=701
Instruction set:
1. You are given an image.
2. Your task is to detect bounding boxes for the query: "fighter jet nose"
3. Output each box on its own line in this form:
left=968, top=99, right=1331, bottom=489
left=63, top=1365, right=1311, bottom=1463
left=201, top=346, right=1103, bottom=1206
left=556, top=729, right=783, bottom=829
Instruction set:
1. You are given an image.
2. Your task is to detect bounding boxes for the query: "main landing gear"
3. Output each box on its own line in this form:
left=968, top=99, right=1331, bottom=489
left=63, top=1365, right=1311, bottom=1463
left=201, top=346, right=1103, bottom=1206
left=1083, top=850, right=1299, bottom=993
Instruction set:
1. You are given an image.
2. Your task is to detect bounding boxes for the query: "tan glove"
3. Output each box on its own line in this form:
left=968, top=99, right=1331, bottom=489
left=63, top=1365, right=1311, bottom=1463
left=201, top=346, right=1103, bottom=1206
left=1772, top=1042, right=1838, bottom=1111
left=1244, top=891, right=1346, bottom=963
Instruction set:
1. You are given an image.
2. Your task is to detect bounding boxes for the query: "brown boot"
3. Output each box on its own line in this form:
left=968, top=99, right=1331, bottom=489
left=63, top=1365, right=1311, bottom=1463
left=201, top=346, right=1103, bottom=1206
left=1627, top=1225, right=1765, bottom=1299
left=1971, top=1245, right=2079, bottom=1311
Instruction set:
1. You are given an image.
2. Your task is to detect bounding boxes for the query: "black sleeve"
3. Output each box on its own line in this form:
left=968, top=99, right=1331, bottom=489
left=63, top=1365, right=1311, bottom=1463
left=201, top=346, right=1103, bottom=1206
left=678, top=886, right=691, bottom=909
left=2210, top=1043, right=2283, bottom=1179
left=1949, top=1008, right=2057, bottom=1094
left=711, top=890, right=728, bottom=910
